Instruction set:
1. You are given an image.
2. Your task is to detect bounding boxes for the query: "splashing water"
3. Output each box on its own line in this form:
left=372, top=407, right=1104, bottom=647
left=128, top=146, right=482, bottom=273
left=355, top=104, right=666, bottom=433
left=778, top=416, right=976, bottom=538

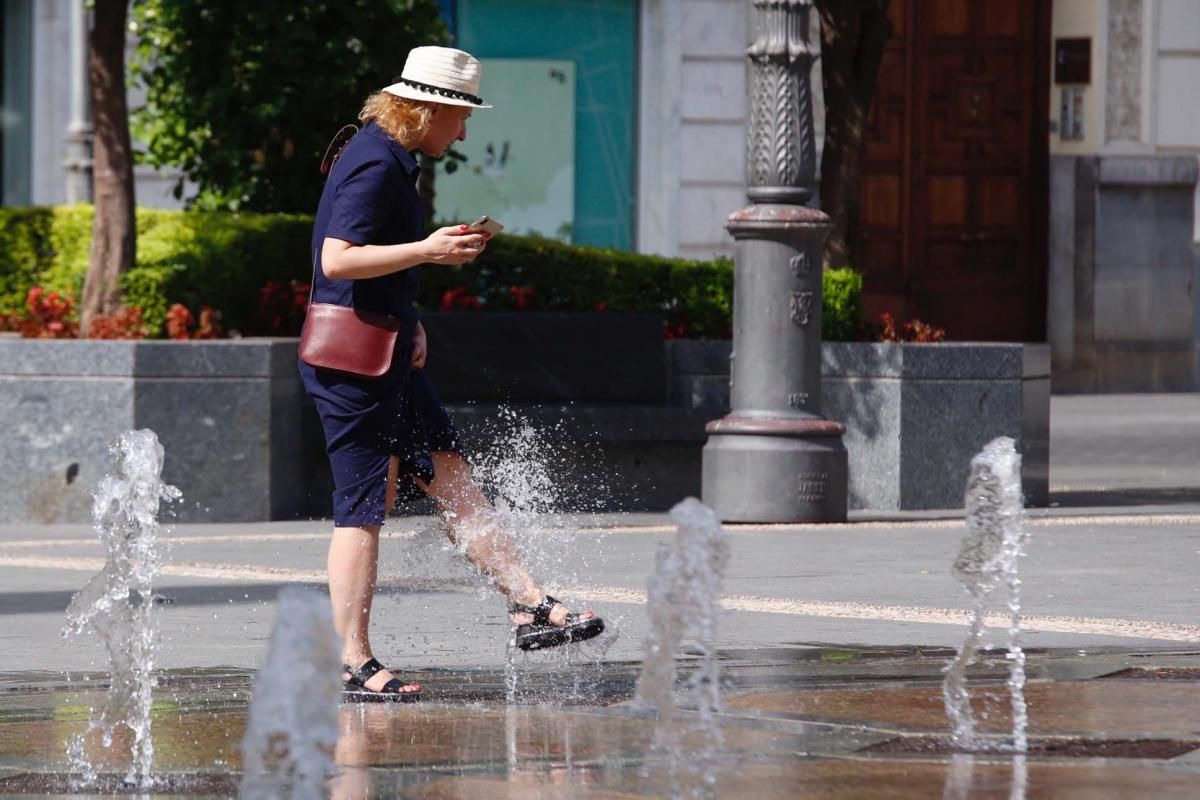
left=467, top=406, right=609, bottom=588
left=239, top=587, right=341, bottom=800
left=412, top=407, right=619, bottom=697
left=635, top=497, right=729, bottom=796
left=942, top=436, right=1030, bottom=752
left=62, top=429, right=181, bottom=788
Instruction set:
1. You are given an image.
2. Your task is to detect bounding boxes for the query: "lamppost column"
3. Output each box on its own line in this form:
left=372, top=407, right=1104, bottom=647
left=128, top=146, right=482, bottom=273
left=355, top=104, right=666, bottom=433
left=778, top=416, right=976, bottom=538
left=701, top=0, right=848, bottom=523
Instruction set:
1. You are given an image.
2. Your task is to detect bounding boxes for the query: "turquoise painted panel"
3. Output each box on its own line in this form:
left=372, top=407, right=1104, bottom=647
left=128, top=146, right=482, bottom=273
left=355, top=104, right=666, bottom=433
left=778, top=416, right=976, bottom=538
left=438, top=60, right=576, bottom=242
left=2, top=0, right=33, bottom=205
left=456, top=0, right=636, bottom=250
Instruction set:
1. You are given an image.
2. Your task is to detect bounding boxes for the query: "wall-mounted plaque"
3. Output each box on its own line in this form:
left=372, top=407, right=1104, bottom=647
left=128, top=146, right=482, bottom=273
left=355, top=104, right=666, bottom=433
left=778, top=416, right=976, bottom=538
left=1055, top=38, right=1091, bottom=84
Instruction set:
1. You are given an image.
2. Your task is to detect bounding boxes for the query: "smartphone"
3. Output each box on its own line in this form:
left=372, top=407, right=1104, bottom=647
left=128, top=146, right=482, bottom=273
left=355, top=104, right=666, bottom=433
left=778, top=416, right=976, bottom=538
left=467, top=215, right=505, bottom=236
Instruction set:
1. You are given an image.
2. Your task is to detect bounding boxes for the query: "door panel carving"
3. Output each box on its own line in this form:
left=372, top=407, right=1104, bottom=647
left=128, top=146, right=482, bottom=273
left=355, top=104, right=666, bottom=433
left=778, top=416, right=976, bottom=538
left=855, top=0, right=1048, bottom=341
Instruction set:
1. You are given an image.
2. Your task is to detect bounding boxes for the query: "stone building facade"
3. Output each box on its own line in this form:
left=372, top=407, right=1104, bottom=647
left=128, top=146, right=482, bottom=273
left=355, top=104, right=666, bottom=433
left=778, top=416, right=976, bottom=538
left=2, top=0, right=1197, bottom=391
left=1047, top=0, right=1200, bottom=391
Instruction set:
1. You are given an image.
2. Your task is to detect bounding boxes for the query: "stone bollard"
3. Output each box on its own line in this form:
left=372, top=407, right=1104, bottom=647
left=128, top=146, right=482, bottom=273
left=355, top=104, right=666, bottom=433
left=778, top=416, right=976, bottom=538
left=701, top=0, right=848, bottom=522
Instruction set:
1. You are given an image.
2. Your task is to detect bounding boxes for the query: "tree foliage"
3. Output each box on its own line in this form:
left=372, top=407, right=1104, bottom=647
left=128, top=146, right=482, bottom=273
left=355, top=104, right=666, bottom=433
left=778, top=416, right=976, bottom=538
left=129, top=0, right=447, bottom=213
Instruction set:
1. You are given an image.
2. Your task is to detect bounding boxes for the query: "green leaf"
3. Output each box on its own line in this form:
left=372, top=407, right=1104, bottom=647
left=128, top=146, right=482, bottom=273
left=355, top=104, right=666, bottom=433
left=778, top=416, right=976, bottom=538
left=128, top=0, right=449, bottom=212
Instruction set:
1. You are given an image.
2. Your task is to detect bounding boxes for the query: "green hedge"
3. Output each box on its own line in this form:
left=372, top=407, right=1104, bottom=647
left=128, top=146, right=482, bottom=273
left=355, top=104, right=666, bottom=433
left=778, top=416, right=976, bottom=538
left=421, top=236, right=735, bottom=338
left=822, top=266, right=863, bottom=343
left=0, top=206, right=862, bottom=340
left=0, top=205, right=312, bottom=335
left=419, top=238, right=862, bottom=341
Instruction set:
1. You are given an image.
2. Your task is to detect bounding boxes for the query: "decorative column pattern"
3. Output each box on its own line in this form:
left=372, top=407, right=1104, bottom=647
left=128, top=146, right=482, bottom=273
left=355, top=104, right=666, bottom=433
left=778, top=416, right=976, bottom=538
left=746, top=0, right=818, bottom=205
left=1105, top=0, right=1143, bottom=144
left=701, top=0, right=847, bottom=523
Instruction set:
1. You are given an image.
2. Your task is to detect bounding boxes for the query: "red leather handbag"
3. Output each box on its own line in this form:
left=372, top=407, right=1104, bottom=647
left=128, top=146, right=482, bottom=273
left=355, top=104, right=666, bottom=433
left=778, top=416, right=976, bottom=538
left=300, top=127, right=401, bottom=378
left=299, top=303, right=401, bottom=378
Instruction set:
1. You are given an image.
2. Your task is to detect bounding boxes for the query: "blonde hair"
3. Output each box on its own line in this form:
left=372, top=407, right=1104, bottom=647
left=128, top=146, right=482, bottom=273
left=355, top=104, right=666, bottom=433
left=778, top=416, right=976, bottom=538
left=358, top=92, right=434, bottom=151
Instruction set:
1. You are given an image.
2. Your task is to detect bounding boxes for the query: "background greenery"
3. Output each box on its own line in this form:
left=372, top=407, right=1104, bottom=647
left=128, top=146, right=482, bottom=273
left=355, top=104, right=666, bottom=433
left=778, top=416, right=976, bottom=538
left=0, top=206, right=311, bottom=335
left=129, top=0, right=446, bottom=212
left=0, top=206, right=862, bottom=340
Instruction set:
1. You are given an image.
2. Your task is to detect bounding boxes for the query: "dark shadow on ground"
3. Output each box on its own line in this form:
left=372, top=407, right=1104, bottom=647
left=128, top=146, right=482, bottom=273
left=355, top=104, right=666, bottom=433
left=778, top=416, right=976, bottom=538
left=1050, top=488, right=1200, bottom=507
left=0, top=579, right=476, bottom=616
left=0, top=584, right=320, bottom=615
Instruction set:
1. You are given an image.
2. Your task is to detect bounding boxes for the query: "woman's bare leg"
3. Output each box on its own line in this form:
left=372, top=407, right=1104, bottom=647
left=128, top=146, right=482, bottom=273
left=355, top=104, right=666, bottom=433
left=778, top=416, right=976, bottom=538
left=326, top=455, right=419, bottom=693
left=418, top=451, right=588, bottom=625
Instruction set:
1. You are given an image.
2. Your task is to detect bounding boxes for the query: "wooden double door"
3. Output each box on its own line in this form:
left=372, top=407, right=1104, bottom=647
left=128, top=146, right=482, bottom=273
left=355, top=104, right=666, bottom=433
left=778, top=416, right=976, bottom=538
left=856, top=0, right=1050, bottom=341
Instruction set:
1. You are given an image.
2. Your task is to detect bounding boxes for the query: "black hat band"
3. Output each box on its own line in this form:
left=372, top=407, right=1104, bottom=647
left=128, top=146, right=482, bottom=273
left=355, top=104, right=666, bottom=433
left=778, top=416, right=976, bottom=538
left=396, top=77, right=483, bottom=106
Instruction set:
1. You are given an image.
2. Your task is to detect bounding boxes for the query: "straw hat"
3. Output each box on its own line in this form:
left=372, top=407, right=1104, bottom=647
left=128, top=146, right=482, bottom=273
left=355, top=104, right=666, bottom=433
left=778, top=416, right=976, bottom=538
left=382, top=46, right=493, bottom=109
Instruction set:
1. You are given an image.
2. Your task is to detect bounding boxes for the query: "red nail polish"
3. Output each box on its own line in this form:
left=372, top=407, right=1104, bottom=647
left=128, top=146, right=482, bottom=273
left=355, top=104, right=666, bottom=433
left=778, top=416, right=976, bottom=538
left=460, top=224, right=469, bottom=230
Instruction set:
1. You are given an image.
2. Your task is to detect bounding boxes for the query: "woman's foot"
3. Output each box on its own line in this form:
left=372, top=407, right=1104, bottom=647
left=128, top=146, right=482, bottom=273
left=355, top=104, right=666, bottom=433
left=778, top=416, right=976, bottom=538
left=509, top=595, right=605, bottom=650
left=342, top=657, right=422, bottom=702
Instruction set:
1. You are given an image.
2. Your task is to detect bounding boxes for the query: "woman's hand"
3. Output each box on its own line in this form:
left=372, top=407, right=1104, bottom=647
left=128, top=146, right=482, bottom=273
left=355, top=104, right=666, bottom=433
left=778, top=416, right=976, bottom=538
left=411, top=321, right=428, bottom=369
left=422, top=226, right=489, bottom=265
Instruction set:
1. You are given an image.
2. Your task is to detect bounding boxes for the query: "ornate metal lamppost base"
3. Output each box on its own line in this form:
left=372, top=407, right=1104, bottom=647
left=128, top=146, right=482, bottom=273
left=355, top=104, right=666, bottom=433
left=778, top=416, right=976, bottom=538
left=703, top=416, right=848, bottom=523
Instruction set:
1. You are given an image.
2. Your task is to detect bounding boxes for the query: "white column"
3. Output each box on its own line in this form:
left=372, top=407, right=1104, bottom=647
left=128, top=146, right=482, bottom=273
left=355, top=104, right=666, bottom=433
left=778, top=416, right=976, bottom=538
left=636, top=0, right=683, bottom=256
left=63, top=0, right=93, bottom=203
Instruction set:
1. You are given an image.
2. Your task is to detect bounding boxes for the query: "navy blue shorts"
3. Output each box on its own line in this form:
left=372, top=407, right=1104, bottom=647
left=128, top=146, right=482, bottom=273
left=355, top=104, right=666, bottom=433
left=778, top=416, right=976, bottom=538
left=300, top=359, right=464, bottom=527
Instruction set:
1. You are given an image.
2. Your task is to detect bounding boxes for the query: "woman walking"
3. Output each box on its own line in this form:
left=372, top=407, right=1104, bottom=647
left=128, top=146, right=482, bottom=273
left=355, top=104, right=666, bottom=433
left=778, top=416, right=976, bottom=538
left=300, top=46, right=604, bottom=702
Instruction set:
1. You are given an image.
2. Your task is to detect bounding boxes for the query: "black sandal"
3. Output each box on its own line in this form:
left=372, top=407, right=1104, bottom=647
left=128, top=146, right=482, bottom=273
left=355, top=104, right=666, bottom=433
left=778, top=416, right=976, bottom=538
left=342, top=657, right=422, bottom=703
left=510, top=595, right=605, bottom=651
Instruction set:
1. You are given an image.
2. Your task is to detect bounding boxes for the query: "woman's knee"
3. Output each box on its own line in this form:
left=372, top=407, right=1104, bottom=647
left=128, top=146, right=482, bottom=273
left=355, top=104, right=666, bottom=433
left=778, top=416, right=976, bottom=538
left=426, top=452, right=490, bottom=511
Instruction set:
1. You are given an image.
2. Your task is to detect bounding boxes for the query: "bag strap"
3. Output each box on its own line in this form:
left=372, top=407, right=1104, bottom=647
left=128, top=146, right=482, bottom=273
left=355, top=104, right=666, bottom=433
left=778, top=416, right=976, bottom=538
left=320, top=124, right=359, bottom=177
left=309, top=124, right=360, bottom=308
left=308, top=246, right=318, bottom=309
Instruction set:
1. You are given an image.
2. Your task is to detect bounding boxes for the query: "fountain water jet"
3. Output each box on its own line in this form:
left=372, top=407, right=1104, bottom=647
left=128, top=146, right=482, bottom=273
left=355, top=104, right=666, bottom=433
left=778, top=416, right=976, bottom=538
left=941, top=753, right=1028, bottom=800
left=942, top=436, right=1031, bottom=752
left=635, top=497, right=729, bottom=796
left=62, top=429, right=181, bottom=788
left=239, top=586, right=341, bottom=800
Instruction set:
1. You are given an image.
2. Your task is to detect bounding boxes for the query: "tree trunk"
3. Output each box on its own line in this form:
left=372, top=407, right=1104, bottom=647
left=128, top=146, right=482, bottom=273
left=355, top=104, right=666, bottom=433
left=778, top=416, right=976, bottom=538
left=815, top=0, right=892, bottom=269
left=81, top=0, right=136, bottom=333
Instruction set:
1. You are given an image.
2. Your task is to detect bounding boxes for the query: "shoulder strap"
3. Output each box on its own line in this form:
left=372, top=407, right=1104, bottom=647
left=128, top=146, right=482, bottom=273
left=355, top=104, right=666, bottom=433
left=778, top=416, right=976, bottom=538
left=308, top=245, right=318, bottom=309
left=320, top=124, right=359, bottom=177
left=310, top=124, right=360, bottom=306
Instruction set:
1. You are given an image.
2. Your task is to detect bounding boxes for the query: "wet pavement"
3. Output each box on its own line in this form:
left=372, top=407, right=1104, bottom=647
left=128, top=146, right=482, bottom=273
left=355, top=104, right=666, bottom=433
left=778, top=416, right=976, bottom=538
left=4, top=646, right=1200, bottom=797
left=4, top=393, right=1200, bottom=796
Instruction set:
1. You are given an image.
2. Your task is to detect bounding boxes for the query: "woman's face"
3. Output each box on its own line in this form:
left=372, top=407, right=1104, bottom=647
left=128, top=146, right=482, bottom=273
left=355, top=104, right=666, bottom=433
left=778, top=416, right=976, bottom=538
left=420, top=104, right=472, bottom=156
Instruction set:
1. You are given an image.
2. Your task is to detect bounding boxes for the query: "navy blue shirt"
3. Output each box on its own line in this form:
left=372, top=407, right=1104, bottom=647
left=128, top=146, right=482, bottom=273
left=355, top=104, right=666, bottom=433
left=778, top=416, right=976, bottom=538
left=311, top=121, right=424, bottom=333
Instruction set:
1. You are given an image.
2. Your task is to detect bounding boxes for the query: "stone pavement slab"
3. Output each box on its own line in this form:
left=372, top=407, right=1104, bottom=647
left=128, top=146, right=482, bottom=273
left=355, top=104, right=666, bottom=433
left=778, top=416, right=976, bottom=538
left=3, top=505, right=1200, bottom=674
left=1050, top=393, right=1200, bottom=503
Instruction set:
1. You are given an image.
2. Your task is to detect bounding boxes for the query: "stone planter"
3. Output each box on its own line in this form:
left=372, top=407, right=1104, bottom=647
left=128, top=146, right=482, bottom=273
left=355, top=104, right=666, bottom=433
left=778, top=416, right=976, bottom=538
left=420, top=311, right=666, bottom=403
left=0, top=328, right=1049, bottom=520
left=0, top=339, right=305, bottom=524
left=669, top=340, right=1051, bottom=510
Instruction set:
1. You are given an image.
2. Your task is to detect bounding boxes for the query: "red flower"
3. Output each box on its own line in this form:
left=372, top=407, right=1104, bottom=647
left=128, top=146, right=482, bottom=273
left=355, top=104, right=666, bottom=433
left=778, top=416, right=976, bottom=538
left=88, top=307, right=149, bottom=340
left=252, top=279, right=308, bottom=335
left=508, top=286, right=535, bottom=310
left=194, top=306, right=223, bottom=339
left=663, top=321, right=687, bottom=340
left=879, top=311, right=898, bottom=342
left=439, top=287, right=482, bottom=311
left=19, top=286, right=79, bottom=338
left=165, top=303, right=195, bottom=340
